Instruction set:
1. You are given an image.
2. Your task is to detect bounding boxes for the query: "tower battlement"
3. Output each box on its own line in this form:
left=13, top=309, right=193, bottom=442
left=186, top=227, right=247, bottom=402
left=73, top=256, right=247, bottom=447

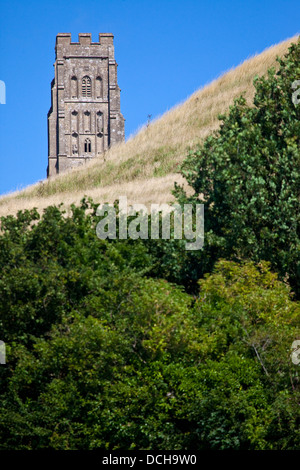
left=47, top=32, right=125, bottom=177
left=55, top=32, right=114, bottom=46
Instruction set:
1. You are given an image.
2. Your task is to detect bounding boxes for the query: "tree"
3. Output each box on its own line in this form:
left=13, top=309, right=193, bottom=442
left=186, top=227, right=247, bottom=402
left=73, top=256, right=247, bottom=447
left=174, top=38, right=300, bottom=297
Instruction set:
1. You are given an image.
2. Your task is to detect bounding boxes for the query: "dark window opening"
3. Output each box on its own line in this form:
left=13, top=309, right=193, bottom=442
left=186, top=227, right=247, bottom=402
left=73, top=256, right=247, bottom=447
left=84, top=139, right=91, bottom=152
left=82, top=76, right=91, bottom=97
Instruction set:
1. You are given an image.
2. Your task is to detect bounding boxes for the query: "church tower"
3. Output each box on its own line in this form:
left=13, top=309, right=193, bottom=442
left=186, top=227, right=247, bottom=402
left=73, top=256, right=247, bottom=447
left=47, top=33, right=125, bottom=177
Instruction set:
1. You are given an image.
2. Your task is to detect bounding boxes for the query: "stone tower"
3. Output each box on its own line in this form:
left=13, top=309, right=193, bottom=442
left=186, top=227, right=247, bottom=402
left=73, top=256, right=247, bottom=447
left=47, top=33, right=125, bottom=177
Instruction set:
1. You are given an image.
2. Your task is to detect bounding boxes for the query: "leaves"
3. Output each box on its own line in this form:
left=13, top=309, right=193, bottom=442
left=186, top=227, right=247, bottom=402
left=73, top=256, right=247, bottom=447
left=174, top=38, right=300, bottom=297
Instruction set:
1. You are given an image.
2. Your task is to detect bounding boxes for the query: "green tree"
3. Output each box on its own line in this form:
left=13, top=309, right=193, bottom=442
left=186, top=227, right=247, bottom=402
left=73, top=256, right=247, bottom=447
left=174, top=38, right=300, bottom=296
left=1, top=254, right=298, bottom=449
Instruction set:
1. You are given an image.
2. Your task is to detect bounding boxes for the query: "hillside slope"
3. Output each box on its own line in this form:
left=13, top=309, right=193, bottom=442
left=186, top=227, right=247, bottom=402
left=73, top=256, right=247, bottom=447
left=0, top=35, right=298, bottom=217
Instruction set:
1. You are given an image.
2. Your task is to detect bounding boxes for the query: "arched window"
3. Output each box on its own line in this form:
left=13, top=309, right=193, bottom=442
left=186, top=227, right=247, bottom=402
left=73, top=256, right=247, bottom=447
left=84, top=138, right=91, bottom=153
left=71, top=76, right=78, bottom=98
left=82, top=76, right=91, bottom=97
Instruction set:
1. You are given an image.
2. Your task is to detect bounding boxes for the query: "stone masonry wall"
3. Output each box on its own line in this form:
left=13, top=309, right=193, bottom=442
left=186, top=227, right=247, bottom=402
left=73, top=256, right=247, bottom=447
left=47, top=33, right=125, bottom=177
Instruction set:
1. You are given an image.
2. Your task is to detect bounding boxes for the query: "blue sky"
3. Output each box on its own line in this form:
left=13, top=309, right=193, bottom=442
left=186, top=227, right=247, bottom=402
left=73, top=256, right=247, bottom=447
left=0, top=0, right=299, bottom=195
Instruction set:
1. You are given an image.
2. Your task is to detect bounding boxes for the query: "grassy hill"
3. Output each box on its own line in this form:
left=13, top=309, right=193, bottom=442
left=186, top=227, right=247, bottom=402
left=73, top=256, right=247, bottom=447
left=0, top=35, right=297, bottom=217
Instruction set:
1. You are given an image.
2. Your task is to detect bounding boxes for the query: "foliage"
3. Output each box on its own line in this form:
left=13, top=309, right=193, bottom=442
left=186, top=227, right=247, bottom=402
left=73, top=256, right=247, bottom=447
left=0, top=200, right=299, bottom=449
left=174, top=38, right=300, bottom=297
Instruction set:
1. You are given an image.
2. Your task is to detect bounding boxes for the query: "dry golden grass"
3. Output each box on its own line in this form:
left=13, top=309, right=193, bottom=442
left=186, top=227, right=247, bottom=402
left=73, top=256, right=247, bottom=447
left=0, top=174, right=192, bottom=218
left=0, top=35, right=298, bottom=217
